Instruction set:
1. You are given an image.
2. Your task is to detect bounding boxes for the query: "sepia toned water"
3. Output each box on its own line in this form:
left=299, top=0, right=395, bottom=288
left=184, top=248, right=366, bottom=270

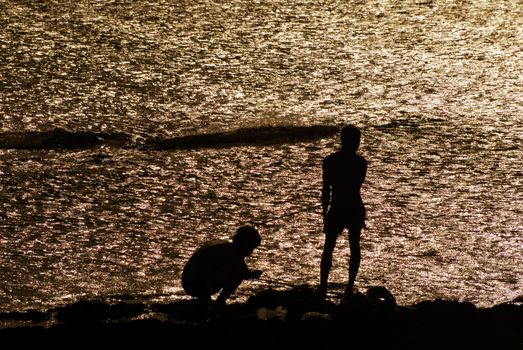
left=0, top=0, right=522, bottom=315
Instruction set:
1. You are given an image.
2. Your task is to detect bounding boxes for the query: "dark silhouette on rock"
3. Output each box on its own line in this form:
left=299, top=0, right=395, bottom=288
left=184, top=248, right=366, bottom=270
left=319, top=124, right=367, bottom=298
left=181, top=225, right=263, bottom=311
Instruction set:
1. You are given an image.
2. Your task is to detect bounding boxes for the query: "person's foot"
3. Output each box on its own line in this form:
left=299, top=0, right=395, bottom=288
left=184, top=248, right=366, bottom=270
left=317, top=285, right=327, bottom=300
left=343, top=285, right=356, bottom=298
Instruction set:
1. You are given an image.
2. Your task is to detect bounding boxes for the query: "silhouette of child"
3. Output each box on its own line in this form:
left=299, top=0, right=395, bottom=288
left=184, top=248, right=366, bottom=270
left=181, top=225, right=262, bottom=309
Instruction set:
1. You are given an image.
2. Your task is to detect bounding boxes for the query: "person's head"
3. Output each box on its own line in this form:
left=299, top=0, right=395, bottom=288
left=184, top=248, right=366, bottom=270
left=340, top=124, right=361, bottom=152
left=232, top=225, right=261, bottom=256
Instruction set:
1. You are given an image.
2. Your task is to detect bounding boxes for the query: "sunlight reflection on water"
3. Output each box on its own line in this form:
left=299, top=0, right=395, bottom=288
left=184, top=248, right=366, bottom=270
left=0, top=0, right=522, bottom=312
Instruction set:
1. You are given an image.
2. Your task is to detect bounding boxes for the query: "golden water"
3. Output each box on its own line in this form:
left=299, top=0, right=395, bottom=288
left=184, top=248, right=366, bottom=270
left=0, top=0, right=522, bottom=312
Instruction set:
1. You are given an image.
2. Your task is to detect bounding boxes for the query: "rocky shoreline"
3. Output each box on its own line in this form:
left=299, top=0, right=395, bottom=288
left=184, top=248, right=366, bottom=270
left=1, top=286, right=521, bottom=349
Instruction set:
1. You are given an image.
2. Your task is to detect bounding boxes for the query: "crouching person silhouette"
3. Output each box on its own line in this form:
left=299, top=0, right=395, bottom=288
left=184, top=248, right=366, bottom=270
left=181, top=225, right=262, bottom=311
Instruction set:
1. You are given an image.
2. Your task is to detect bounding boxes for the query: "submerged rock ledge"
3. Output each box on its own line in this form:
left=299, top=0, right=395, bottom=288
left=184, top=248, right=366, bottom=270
left=0, top=125, right=339, bottom=150
left=143, top=125, right=340, bottom=150
left=1, top=286, right=521, bottom=349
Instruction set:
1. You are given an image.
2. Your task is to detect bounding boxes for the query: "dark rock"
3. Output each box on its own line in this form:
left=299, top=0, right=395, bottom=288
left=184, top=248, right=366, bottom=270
left=1, top=287, right=522, bottom=350
left=53, top=300, right=144, bottom=324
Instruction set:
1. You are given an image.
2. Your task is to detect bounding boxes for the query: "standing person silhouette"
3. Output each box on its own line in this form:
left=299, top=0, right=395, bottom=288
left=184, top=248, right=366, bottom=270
left=319, top=124, right=367, bottom=299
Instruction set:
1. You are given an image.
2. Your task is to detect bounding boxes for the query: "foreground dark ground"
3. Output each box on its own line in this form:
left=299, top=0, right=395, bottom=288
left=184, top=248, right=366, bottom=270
left=1, top=286, right=522, bottom=350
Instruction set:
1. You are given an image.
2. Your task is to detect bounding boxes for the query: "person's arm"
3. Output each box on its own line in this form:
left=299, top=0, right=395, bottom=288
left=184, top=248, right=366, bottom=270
left=359, top=157, right=368, bottom=186
left=246, top=269, right=262, bottom=279
left=321, top=158, right=331, bottom=218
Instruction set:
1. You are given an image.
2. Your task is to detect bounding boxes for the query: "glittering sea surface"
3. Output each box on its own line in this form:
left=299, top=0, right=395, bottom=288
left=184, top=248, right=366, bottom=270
left=1, top=0, right=522, bottom=314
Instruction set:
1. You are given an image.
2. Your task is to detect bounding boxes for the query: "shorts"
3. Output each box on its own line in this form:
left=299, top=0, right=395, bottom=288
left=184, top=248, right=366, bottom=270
left=324, top=204, right=365, bottom=235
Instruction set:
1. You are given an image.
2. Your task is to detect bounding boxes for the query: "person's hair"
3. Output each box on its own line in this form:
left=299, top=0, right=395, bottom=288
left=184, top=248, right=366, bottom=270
left=340, top=124, right=361, bottom=152
left=232, top=225, right=261, bottom=247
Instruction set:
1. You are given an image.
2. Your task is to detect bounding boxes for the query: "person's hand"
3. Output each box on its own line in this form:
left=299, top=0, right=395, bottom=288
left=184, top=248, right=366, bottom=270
left=249, top=269, right=262, bottom=279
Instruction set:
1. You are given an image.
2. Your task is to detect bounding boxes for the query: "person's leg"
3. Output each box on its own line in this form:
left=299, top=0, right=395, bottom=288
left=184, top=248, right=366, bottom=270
left=319, top=234, right=337, bottom=294
left=320, top=214, right=343, bottom=298
left=345, top=226, right=361, bottom=296
left=216, top=279, right=242, bottom=306
left=206, top=263, right=243, bottom=305
left=182, top=277, right=212, bottom=301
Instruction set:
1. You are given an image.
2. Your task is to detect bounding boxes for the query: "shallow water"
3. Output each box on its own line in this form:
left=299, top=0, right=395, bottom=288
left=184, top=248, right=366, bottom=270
left=1, top=0, right=522, bottom=313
